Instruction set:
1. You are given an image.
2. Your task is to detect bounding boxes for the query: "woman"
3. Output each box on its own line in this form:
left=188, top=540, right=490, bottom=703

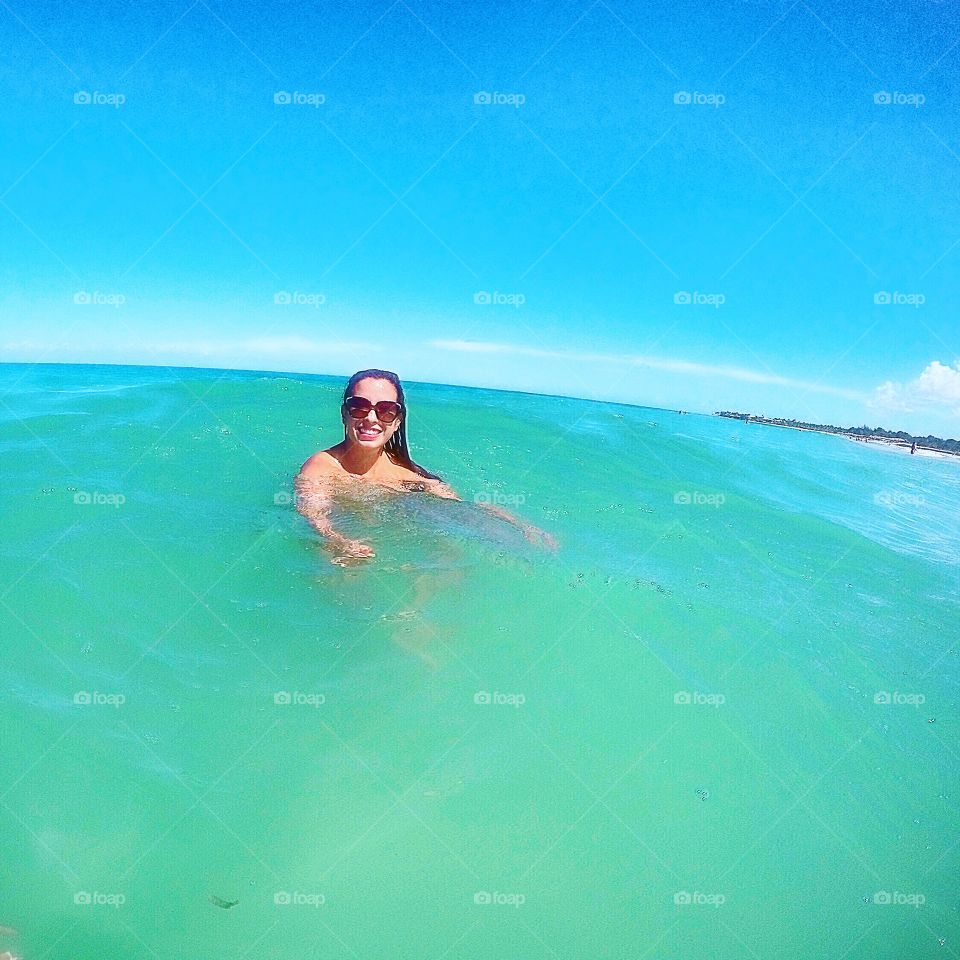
left=295, top=368, right=556, bottom=564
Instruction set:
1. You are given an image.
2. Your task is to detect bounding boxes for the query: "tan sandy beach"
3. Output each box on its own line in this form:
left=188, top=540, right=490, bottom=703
left=844, top=435, right=959, bottom=461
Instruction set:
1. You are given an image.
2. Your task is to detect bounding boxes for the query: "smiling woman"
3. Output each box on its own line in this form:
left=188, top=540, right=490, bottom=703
left=295, top=368, right=557, bottom=565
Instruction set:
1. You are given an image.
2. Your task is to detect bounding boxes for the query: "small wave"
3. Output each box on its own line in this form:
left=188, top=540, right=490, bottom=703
left=48, top=383, right=156, bottom=394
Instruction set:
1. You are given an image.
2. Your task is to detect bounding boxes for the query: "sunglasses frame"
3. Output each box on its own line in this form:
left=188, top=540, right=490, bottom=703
left=342, top=395, right=404, bottom=424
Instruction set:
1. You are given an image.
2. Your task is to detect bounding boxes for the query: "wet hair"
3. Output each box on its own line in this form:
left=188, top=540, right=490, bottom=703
left=341, top=369, right=442, bottom=481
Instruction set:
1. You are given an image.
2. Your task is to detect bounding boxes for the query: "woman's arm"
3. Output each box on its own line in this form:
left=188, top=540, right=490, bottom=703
left=423, top=479, right=460, bottom=500
left=294, top=473, right=374, bottom=561
left=431, top=479, right=557, bottom=551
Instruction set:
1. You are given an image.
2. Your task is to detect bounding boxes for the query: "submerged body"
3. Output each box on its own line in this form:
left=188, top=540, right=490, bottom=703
left=296, top=442, right=463, bottom=565
left=296, top=370, right=555, bottom=564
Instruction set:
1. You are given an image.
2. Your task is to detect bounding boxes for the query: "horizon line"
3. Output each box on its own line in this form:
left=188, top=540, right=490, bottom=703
left=0, top=359, right=711, bottom=418
left=1, top=359, right=956, bottom=440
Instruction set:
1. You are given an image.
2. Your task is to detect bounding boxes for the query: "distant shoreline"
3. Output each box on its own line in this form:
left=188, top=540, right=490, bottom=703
left=715, top=412, right=960, bottom=461
left=840, top=434, right=957, bottom=460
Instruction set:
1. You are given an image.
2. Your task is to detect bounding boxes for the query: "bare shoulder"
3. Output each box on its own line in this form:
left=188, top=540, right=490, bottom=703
left=295, top=452, right=342, bottom=508
left=298, top=449, right=343, bottom=479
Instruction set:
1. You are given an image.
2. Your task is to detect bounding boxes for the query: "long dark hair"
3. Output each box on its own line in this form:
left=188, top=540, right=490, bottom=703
left=342, top=369, right=442, bottom=481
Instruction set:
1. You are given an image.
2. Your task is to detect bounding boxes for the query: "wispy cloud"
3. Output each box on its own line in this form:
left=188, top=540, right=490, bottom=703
left=429, top=339, right=865, bottom=400
left=1, top=337, right=366, bottom=357
left=151, top=336, right=366, bottom=356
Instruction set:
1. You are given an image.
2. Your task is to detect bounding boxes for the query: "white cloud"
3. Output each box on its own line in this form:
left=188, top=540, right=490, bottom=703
left=871, top=360, right=960, bottom=417
left=429, top=339, right=864, bottom=400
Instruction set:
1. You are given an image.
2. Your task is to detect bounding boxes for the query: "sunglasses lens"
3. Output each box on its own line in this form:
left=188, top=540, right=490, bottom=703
left=345, top=399, right=371, bottom=418
left=377, top=403, right=400, bottom=423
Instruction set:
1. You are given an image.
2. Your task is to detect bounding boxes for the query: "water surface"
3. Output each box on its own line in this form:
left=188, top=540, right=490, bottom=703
left=1, top=362, right=957, bottom=959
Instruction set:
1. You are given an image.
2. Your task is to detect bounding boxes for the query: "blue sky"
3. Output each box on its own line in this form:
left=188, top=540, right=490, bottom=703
left=1, top=0, right=959, bottom=435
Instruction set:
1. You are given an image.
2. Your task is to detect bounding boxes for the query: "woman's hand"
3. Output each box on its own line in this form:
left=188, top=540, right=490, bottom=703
left=475, top=498, right=558, bottom=552
left=330, top=537, right=375, bottom=565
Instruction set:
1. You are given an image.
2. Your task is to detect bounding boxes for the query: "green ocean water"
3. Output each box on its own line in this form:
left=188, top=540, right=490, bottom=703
left=1, top=362, right=958, bottom=959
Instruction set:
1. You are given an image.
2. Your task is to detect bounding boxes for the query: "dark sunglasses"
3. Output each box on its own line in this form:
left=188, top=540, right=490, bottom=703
left=342, top=396, right=403, bottom=424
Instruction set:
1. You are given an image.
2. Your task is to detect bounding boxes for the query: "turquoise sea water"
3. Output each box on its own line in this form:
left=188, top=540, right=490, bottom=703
left=1, top=362, right=958, bottom=959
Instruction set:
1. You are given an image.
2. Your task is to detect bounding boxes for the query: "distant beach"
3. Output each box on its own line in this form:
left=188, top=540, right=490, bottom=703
left=843, top=435, right=959, bottom=460
left=716, top=411, right=960, bottom=462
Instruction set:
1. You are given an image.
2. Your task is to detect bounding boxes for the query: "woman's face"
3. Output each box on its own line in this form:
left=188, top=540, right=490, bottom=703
left=342, top=377, right=402, bottom=450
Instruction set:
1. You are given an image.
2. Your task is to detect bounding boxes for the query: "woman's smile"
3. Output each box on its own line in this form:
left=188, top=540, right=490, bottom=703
left=355, top=422, right=384, bottom=441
